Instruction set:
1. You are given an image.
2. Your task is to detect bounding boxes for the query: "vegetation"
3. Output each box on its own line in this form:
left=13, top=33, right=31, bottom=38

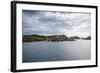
left=69, top=36, right=80, bottom=39
left=23, top=35, right=47, bottom=42
left=81, top=36, right=91, bottom=40
left=23, top=34, right=91, bottom=42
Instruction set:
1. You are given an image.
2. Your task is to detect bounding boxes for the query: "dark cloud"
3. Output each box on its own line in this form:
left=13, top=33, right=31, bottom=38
left=22, top=10, right=91, bottom=37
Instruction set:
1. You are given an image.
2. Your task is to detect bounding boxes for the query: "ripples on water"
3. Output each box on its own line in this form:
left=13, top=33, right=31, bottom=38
left=22, top=40, right=91, bottom=63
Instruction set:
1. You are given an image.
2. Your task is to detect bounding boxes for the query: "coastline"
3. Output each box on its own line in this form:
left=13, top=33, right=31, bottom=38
left=23, top=34, right=91, bottom=42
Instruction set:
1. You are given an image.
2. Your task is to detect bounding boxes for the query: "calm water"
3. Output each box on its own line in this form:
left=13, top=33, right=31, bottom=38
left=23, top=40, right=91, bottom=63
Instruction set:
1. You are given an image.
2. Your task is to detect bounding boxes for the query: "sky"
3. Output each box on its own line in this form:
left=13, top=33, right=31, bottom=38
left=22, top=10, right=91, bottom=38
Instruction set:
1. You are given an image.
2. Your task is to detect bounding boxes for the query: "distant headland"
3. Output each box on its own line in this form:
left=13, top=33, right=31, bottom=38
left=23, top=34, right=91, bottom=42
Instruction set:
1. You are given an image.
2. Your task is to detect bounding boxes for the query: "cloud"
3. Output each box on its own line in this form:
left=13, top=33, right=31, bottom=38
left=22, top=10, right=91, bottom=37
